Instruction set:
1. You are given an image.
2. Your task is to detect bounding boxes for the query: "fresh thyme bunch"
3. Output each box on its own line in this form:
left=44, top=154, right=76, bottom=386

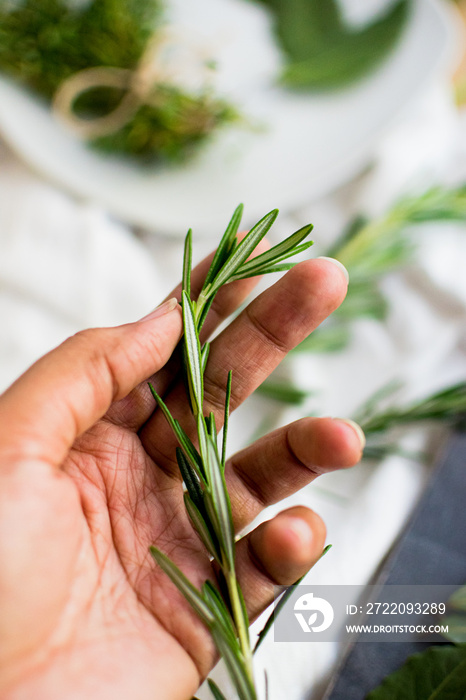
left=149, top=206, right=314, bottom=700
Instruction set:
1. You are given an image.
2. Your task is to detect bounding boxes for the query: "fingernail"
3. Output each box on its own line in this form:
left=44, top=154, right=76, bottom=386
left=337, top=418, right=366, bottom=449
left=139, top=297, right=179, bottom=322
left=285, top=517, right=314, bottom=551
left=317, top=256, right=349, bottom=283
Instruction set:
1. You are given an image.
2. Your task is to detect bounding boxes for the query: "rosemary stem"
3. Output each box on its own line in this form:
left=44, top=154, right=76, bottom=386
left=226, top=568, right=255, bottom=692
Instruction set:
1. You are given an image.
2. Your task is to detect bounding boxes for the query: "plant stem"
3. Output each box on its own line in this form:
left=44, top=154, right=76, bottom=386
left=226, top=570, right=255, bottom=685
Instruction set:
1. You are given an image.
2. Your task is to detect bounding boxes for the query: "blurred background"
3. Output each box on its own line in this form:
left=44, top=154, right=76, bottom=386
left=1, top=0, right=466, bottom=698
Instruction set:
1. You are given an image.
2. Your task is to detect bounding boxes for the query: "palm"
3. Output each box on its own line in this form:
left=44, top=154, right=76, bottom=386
left=39, top=418, right=215, bottom=700
left=0, top=257, right=360, bottom=700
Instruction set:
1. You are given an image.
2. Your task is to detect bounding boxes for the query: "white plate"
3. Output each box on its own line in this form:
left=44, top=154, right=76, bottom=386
left=0, top=0, right=457, bottom=237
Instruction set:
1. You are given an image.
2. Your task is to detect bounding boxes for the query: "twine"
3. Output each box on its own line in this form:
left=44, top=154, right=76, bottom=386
left=52, top=30, right=214, bottom=139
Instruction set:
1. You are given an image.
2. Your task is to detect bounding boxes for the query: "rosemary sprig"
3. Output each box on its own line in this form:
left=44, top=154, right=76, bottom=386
left=149, top=206, right=314, bottom=700
left=354, top=381, right=466, bottom=462
left=318, top=184, right=466, bottom=348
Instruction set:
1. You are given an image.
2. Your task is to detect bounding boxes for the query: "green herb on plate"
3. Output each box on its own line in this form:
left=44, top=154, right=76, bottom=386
left=255, top=0, right=411, bottom=90
left=0, top=0, right=238, bottom=162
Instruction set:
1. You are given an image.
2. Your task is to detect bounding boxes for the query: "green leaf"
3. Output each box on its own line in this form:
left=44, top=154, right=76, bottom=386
left=197, top=412, right=209, bottom=465
left=229, top=262, right=298, bottom=281
left=358, top=381, right=466, bottom=436
left=222, top=370, right=233, bottom=468
left=184, top=493, right=220, bottom=561
left=204, top=437, right=235, bottom=568
left=235, top=580, right=250, bottom=638
left=148, top=384, right=203, bottom=477
left=208, top=209, right=279, bottom=295
left=293, top=323, right=350, bottom=354
left=203, top=204, right=244, bottom=289
left=210, top=626, right=256, bottom=700
left=232, top=223, right=313, bottom=278
left=182, top=290, right=204, bottom=415
left=197, top=294, right=216, bottom=332
left=202, top=581, right=239, bottom=646
left=442, top=615, right=466, bottom=645
left=207, top=411, right=218, bottom=444
left=449, top=586, right=466, bottom=612
left=258, top=0, right=410, bottom=90
left=149, top=547, right=214, bottom=626
left=366, top=644, right=466, bottom=699
left=182, top=228, right=193, bottom=298
left=254, top=575, right=305, bottom=654
left=207, top=678, right=229, bottom=700
left=256, top=380, right=311, bottom=405
left=201, top=342, right=211, bottom=373
left=176, top=447, right=204, bottom=510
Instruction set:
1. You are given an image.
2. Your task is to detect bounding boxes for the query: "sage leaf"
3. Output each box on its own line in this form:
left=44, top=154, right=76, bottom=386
left=149, top=547, right=214, bottom=626
left=366, top=644, right=466, bottom=699
left=257, top=0, right=410, bottom=90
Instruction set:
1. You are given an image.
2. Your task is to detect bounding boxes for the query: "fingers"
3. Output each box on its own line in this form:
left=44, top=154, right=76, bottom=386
left=235, top=506, right=327, bottom=622
left=106, top=236, right=269, bottom=430
left=140, top=258, right=349, bottom=474
left=227, top=417, right=365, bottom=531
left=0, top=301, right=182, bottom=468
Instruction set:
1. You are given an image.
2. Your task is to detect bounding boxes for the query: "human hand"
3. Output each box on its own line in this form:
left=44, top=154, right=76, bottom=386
left=0, top=251, right=363, bottom=700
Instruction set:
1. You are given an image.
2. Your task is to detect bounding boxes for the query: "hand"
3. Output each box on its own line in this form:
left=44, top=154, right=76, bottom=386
left=0, top=252, right=363, bottom=700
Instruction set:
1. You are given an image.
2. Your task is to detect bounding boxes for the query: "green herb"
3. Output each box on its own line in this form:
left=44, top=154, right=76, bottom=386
left=256, top=185, right=466, bottom=463
left=441, top=585, right=466, bottom=645
left=358, top=380, right=466, bottom=437
left=366, top=644, right=466, bottom=699
left=256, top=380, right=312, bottom=405
left=316, top=185, right=466, bottom=351
left=250, top=185, right=466, bottom=362
left=253, top=544, right=332, bottom=654
left=149, top=206, right=314, bottom=700
left=0, top=0, right=238, bottom=162
left=255, top=0, right=410, bottom=90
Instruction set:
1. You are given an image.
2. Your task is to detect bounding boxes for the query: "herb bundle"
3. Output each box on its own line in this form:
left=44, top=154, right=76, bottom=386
left=0, top=0, right=237, bottom=162
left=149, top=206, right=314, bottom=700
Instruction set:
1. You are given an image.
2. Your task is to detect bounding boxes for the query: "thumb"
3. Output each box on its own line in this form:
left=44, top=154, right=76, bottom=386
left=0, top=299, right=182, bottom=468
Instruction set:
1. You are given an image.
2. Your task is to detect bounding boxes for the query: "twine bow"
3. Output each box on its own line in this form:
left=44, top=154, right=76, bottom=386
left=52, top=30, right=214, bottom=139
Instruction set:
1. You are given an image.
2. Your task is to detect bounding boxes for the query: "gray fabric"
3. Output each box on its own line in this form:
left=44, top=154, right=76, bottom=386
left=323, top=431, right=466, bottom=700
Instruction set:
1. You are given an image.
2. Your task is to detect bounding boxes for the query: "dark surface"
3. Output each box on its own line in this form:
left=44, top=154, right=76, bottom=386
left=323, top=431, right=466, bottom=700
